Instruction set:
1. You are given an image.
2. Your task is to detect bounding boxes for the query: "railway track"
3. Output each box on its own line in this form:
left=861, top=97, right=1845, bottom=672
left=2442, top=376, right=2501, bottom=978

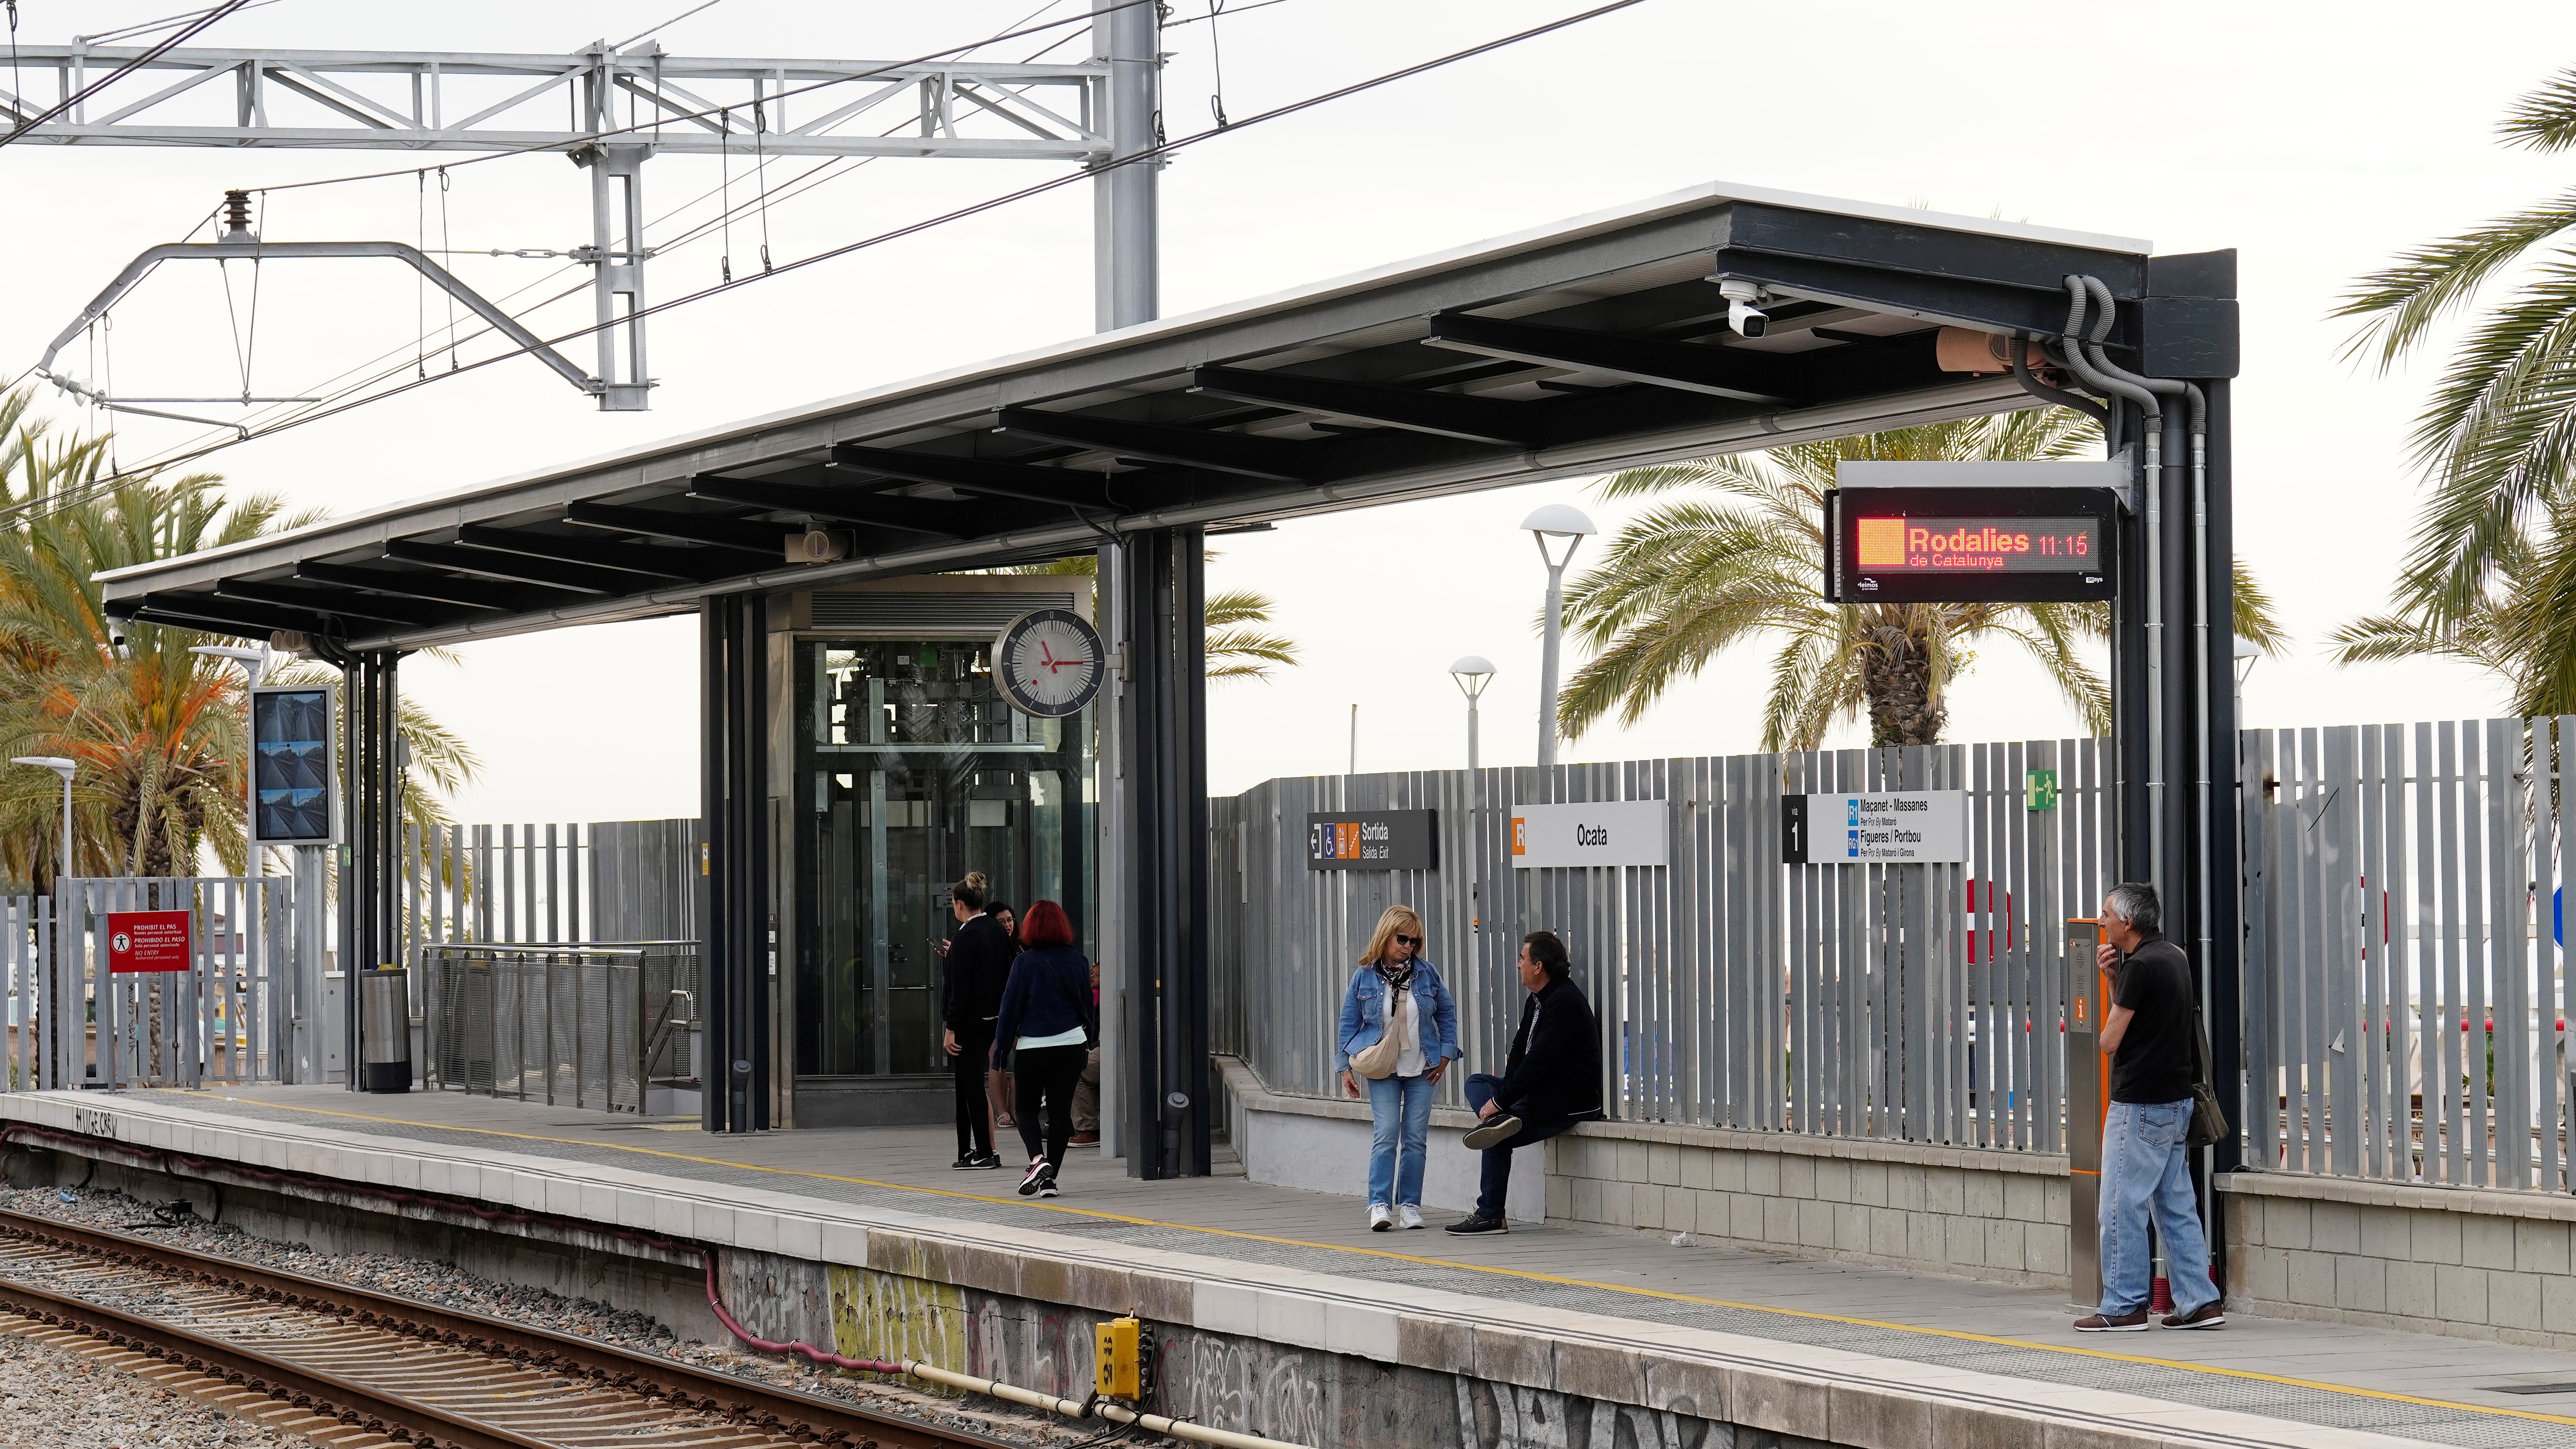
left=0, top=1208, right=1015, bottom=1449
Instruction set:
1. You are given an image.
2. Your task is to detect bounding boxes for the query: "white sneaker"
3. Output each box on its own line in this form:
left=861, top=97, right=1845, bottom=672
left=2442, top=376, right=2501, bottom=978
left=1367, top=1203, right=1393, bottom=1232
left=1398, top=1204, right=1424, bottom=1230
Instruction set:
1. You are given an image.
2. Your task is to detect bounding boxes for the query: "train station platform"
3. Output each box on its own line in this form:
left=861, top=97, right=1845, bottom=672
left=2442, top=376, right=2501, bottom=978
left=1, top=1085, right=2566, bottom=1449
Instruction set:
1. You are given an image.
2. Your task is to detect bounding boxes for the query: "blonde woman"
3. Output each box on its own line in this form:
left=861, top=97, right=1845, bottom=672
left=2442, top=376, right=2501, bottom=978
left=1334, top=905, right=1461, bottom=1231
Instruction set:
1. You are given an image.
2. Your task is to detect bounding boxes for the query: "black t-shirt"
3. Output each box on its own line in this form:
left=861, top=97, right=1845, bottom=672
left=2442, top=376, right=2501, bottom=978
left=2110, top=936, right=2196, bottom=1105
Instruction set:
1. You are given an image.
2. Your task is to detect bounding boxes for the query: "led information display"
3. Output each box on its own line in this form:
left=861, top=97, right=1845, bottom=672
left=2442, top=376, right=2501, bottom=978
left=249, top=684, right=336, bottom=846
left=1825, top=484, right=2120, bottom=603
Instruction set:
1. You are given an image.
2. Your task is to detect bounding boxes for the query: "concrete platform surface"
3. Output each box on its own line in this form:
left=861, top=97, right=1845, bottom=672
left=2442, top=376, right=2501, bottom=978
left=9, top=1084, right=2576, bottom=1449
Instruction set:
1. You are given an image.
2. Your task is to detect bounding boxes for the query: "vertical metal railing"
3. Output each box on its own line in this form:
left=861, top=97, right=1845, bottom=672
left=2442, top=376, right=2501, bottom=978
left=46, top=877, right=287, bottom=1089
left=2243, top=716, right=2576, bottom=1192
left=420, top=940, right=699, bottom=1112
left=1211, top=737, right=2116, bottom=1150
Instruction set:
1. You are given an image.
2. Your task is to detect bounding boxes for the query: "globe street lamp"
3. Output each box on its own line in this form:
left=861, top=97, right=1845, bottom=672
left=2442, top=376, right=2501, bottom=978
left=1521, top=504, right=1597, bottom=772
left=1448, top=656, right=1496, bottom=770
left=11, top=757, right=75, bottom=885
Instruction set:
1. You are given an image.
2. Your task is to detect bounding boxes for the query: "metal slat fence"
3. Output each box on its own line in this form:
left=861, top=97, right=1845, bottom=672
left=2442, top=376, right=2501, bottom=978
left=1, top=897, right=52, bottom=1090
left=1212, top=737, right=2114, bottom=1149
left=2244, top=716, right=2576, bottom=1191
left=55, top=877, right=287, bottom=1089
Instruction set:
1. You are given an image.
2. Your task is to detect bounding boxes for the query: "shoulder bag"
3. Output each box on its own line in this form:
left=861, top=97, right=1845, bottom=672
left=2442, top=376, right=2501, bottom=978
left=1349, top=977, right=1410, bottom=1080
left=2186, top=1003, right=2232, bottom=1148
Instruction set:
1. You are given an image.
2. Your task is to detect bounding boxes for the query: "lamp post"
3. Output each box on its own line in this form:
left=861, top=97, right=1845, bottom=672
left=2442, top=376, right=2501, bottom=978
left=11, top=757, right=75, bottom=886
left=1521, top=504, right=1597, bottom=772
left=1448, top=656, right=1495, bottom=770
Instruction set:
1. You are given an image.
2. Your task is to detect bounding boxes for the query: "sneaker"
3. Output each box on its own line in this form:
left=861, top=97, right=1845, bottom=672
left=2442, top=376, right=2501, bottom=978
left=1397, top=1205, right=1425, bottom=1230
left=1038, top=1179, right=1061, bottom=1199
left=1461, top=1116, right=1522, bottom=1151
left=1445, top=1213, right=1508, bottom=1235
left=2162, top=1302, right=2225, bottom=1330
left=2073, top=1310, right=2151, bottom=1333
left=1068, top=1132, right=1100, bottom=1146
left=1018, top=1158, right=1051, bottom=1196
left=951, top=1154, right=983, bottom=1170
left=968, top=1152, right=1004, bottom=1170
left=1368, top=1203, right=1393, bottom=1232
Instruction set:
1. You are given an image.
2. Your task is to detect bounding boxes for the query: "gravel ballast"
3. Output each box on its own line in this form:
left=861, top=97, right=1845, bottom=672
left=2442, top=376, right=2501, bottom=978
left=0, top=1185, right=1110, bottom=1447
left=0, top=1326, right=308, bottom=1449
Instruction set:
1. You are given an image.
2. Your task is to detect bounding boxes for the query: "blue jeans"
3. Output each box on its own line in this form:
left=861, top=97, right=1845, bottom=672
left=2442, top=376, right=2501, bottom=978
left=1464, top=1072, right=1580, bottom=1220
left=2099, top=1099, right=2218, bottom=1318
left=1366, top=1072, right=1436, bottom=1207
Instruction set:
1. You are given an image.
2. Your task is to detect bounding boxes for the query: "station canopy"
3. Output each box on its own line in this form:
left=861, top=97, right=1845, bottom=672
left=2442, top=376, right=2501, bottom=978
left=97, top=181, right=2228, bottom=652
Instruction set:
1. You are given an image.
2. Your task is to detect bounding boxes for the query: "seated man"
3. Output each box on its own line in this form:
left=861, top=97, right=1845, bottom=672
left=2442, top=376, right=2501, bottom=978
left=1447, top=930, right=1602, bottom=1235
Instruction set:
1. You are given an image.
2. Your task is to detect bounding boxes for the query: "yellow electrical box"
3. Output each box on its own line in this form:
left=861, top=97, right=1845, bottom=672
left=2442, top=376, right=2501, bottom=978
left=1095, top=1316, right=1142, bottom=1399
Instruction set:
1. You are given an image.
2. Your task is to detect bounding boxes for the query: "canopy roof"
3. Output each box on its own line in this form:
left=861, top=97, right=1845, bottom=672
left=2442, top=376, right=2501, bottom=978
left=97, top=180, right=2229, bottom=651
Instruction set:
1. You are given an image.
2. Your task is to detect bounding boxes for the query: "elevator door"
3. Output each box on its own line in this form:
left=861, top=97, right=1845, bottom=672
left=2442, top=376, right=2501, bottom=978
left=795, top=639, right=1088, bottom=1080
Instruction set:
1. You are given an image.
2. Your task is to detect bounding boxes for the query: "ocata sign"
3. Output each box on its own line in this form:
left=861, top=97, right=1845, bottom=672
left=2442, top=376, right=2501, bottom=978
left=1509, top=800, right=1667, bottom=869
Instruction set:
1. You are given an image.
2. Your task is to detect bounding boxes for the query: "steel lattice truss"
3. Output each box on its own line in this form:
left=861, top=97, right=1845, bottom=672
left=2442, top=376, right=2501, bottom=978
left=0, top=43, right=1110, bottom=159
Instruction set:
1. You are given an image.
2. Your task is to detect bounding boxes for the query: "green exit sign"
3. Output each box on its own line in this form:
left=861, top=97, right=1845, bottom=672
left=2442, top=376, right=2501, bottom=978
left=2026, top=768, right=2060, bottom=811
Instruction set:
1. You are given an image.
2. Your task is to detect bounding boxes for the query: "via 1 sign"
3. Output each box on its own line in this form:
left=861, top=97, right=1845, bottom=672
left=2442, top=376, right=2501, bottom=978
left=106, top=909, right=193, bottom=973
left=1509, top=800, right=1668, bottom=869
left=1306, top=810, right=1437, bottom=870
left=1781, top=791, right=1967, bottom=864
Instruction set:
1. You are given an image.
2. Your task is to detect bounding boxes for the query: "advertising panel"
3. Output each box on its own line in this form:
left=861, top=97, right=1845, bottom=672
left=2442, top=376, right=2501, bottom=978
left=249, top=684, right=337, bottom=846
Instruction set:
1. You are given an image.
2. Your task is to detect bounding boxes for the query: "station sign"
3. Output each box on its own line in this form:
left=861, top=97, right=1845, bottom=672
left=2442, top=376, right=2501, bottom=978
left=1782, top=791, right=1968, bottom=864
left=106, top=909, right=193, bottom=973
left=1823, top=464, right=2123, bottom=604
left=1306, top=810, right=1437, bottom=870
left=1510, top=800, right=1667, bottom=869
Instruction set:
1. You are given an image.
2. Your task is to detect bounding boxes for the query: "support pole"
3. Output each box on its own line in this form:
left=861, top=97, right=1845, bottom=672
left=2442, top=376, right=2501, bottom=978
left=582, top=139, right=654, bottom=410
left=1091, top=0, right=1160, bottom=331
left=1119, top=528, right=1209, bottom=1179
left=332, top=650, right=402, bottom=1089
left=702, top=594, right=771, bottom=1133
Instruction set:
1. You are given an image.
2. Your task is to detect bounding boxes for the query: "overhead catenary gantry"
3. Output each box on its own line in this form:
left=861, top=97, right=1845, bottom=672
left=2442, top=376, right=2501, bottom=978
left=5, top=39, right=1119, bottom=410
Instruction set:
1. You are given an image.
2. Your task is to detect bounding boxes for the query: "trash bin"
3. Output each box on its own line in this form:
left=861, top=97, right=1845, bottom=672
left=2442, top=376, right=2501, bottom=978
left=360, top=965, right=413, bottom=1093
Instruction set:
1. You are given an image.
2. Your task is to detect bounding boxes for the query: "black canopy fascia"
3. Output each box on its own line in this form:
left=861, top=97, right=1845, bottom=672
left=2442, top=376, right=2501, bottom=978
left=97, top=181, right=2222, bottom=649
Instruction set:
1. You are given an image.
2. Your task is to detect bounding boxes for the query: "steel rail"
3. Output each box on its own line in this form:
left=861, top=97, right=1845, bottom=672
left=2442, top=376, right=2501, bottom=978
left=0, top=1208, right=1008, bottom=1449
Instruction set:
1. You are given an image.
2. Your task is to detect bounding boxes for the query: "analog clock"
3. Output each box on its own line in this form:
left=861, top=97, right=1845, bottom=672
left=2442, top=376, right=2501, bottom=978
left=992, top=608, right=1105, bottom=718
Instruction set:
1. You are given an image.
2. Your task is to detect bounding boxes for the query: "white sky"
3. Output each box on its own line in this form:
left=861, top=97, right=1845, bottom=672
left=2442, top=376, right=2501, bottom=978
left=8, top=0, right=2574, bottom=820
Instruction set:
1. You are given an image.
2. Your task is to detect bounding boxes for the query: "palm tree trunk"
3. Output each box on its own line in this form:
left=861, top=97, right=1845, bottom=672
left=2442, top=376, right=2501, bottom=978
left=1860, top=613, right=1946, bottom=747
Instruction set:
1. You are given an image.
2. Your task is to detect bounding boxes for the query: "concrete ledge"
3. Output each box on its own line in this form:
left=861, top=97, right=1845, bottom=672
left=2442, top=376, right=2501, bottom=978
left=2218, top=1168, right=2576, bottom=1221
left=1569, top=1114, right=2070, bottom=1177
left=1216, top=1055, right=1541, bottom=1220
left=1, top=1091, right=2435, bottom=1449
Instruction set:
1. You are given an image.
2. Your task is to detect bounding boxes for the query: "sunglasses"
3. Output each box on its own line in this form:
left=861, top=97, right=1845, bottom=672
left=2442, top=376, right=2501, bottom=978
left=1393, top=933, right=1421, bottom=946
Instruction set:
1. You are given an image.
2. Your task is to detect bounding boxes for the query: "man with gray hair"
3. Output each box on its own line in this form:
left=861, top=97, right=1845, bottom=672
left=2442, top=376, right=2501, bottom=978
left=2076, top=881, right=2223, bottom=1332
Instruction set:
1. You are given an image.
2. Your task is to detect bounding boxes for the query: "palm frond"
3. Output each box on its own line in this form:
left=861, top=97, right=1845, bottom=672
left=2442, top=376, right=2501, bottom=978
left=2337, top=197, right=2576, bottom=368
left=2502, top=68, right=2576, bottom=152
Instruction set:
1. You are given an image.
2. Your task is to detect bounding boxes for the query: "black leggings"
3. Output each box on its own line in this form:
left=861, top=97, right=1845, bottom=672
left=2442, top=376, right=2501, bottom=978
left=1013, top=1043, right=1087, bottom=1168
left=951, top=1019, right=997, bottom=1158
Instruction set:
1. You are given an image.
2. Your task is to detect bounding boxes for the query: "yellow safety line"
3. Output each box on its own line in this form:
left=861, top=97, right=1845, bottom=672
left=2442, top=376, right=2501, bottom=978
left=159, top=1091, right=2576, bottom=1430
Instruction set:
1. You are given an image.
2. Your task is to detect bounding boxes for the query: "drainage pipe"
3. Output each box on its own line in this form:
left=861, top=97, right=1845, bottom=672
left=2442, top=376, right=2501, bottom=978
left=903, top=1360, right=1095, bottom=1419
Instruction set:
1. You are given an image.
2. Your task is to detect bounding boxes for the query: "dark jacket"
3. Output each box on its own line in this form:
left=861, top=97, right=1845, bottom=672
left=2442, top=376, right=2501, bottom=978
left=1493, top=974, right=1603, bottom=1121
left=941, top=914, right=1014, bottom=1029
left=992, top=946, right=1099, bottom=1051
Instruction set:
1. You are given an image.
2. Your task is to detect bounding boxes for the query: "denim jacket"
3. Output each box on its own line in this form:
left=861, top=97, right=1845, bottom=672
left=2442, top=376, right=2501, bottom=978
left=1334, top=960, right=1461, bottom=1071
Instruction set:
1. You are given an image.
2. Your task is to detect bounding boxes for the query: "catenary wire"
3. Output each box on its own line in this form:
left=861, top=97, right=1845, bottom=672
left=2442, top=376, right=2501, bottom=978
left=4, top=0, right=1647, bottom=523
left=29, top=2, right=1139, bottom=462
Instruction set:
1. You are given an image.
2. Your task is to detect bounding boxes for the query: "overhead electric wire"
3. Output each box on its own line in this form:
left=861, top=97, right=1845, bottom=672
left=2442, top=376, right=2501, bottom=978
left=5, top=0, right=1646, bottom=525
left=0, top=0, right=251, bottom=147
left=25, top=1, right=1124, bottom=472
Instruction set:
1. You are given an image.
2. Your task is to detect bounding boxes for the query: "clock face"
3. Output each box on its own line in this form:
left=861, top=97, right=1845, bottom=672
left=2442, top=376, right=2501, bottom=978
left=993, top=609, right=1104, bottom=718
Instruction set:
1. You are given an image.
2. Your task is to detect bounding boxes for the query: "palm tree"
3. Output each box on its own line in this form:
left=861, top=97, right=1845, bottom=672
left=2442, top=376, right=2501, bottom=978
left=0, top=390, right=476, bottom=888
left=2327, top=504, right=2576, bottom=716
left=1555, top=410, right=2287, bottom=750
left=2336, top=68, right=2576, bottom=635
left=1009, top=555, right=1300, bottom=681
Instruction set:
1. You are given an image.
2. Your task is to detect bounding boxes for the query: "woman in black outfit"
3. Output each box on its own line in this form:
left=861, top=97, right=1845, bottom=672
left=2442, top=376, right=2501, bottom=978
left=990, top=899, right=1097, bottom=1198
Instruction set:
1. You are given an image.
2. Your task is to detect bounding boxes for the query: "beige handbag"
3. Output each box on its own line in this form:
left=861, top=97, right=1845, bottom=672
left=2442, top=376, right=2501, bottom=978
left=1349, top=978, right=1411, bottom=1080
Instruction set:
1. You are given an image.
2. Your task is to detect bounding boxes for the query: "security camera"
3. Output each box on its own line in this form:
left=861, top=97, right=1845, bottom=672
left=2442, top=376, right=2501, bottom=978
left=106, top=625, right=128, bottom=660
left=1716, top=278, right=1769, bottom=339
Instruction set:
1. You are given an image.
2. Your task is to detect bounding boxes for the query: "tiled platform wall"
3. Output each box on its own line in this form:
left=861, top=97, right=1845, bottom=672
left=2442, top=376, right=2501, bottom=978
left=2221, top=1172, right=2576, bottom=1351
left=1543, top=1122, right=2073, bottom=1291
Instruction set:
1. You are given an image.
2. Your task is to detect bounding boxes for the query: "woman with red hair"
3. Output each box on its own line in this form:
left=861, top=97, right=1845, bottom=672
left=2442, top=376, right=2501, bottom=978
left=990, top=899, right=1098, bottom=1197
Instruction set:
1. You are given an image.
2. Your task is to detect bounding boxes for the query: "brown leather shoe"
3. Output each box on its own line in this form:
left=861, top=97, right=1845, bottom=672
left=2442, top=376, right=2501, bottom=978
left=2162, top=1301, right=2225, bottom=1329
left=2073, top=1310, right=2151, bottom=1333
left=1068, top=1131, right=1100, bottom=1145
